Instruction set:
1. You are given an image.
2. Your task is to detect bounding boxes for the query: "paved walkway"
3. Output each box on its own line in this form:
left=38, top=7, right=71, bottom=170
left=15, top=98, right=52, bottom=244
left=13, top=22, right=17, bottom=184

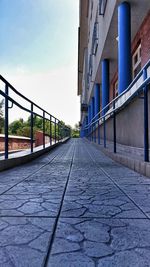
left=0, top=139, right=150, bottom=266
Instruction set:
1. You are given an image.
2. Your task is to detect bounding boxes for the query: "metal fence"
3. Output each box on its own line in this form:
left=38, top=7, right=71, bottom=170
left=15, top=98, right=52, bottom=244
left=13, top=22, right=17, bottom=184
left=83, top=59, right=150, bottom=162
left=0, top=75, right=71, bottom=160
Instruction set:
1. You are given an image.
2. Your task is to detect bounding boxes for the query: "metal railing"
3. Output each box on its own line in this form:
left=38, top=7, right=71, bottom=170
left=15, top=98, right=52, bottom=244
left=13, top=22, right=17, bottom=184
left=83, top=59, right=150, bottom=162
left=0, top=75, right=71, bottom=160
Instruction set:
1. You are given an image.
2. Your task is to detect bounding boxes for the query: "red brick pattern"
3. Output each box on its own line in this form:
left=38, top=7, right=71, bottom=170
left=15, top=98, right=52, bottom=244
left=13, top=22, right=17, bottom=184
left=110, top=11, right=150, bottom=100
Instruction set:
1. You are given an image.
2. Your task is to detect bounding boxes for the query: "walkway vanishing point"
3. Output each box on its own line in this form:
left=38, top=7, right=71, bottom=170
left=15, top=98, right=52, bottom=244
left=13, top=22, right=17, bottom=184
left=0, top=138, right=150, bottom=267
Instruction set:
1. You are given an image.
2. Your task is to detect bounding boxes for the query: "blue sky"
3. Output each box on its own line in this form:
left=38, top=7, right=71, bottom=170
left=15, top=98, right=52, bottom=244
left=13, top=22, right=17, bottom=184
left=0, top=0, right=80, bottom=127
left=0, top=0, right=78, bottom=71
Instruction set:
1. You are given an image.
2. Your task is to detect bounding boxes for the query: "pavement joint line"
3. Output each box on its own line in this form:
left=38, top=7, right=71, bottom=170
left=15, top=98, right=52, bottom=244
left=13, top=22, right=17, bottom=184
left=83, top=140, right=149, bottom=220
left=0, top=145, right=69, bottom=197
left=43, top=140, right=76, bottom=267
left=0, top=215, right=148, bottom=219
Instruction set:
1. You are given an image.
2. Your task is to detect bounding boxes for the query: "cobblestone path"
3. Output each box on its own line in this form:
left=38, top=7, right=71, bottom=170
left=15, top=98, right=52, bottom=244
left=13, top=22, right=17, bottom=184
left=0, top=139, right=150, bottom=267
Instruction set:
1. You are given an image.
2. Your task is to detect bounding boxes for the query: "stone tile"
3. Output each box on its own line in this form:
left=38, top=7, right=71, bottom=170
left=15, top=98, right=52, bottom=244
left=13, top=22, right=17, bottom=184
left=0, top=194, right=62, bottom=216
left=0, top=217, right=55, bottom=267
left=48, top=218, right=150, bottom=267
left=6, top=183, right=65, bottom=195
left=61, top=193, right=145, bottom=218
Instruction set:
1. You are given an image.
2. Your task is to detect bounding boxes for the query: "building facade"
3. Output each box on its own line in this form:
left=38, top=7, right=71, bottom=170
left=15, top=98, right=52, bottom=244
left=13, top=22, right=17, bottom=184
left=78, top=0, right=150, bottom=158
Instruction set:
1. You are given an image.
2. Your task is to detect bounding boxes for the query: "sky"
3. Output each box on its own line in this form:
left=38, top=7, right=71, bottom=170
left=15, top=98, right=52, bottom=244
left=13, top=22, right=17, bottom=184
left=0, top=0, right=80, bottom=127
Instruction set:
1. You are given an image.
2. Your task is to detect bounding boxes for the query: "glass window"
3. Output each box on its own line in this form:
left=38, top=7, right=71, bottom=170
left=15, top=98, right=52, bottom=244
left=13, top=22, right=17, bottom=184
left=132, top=43, right=141, bottom=79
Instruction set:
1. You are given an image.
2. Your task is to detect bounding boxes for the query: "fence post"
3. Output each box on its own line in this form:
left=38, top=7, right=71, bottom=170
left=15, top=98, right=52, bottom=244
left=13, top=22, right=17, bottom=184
left=5, top=84, right=9, bottom=159
left=49, top=115, right=52, bottom=145
left=103, top=117, right=106, bottom=148
left=55, top=118, right=56, bottom=144
left=30, top=103, right=34, bottom=153
left=98, top=120, right=100, bottom=145
left=43, top=111, right=45, bottom=149
left=113, top=101, right=117, bottom=153
left=143, top=68, right=149, bottom=162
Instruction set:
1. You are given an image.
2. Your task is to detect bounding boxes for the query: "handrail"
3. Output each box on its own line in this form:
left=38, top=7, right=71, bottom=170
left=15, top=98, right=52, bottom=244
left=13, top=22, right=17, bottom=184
left=83, top=58, right=150, bottom=162
left=0, top=75, right=71, bottom=159
left=86, top=59, right=150, bottom=128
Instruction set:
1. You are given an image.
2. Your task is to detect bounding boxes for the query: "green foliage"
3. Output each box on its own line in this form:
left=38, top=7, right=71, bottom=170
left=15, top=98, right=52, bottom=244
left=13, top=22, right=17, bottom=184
left=70, top=123, right=80, bottom=138
left=8, top=115, right=68, bottom=139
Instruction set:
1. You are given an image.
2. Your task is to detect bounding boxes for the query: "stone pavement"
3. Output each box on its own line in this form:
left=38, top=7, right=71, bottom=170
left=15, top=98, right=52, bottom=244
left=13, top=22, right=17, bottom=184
left=0, top=139, right=150, bottom=266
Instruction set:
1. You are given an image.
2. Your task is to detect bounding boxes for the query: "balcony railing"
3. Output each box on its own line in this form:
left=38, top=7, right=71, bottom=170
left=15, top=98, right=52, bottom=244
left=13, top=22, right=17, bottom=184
left=0, top=75, right=71, bottom=160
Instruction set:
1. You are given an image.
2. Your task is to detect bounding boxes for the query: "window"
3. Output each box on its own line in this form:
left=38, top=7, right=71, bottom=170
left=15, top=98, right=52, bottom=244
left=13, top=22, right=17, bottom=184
left=132, top=43, right=141, bottom=79
left=90, top=1, right=93, bottom=20
left=89, top=54, right=93, bottom=77
left=113, top=80, right=118, bottom=98
left=99, top=0, right=107, bottom=16
left=87, top=73, right=90, bottom=90
left=92, top=22, right=99, bottom=55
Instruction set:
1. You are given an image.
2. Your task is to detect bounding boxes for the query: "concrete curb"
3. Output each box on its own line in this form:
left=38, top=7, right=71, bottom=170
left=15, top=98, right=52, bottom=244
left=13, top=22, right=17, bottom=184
left=0, top=138, right=70, bottom=172
left=88, top=140, right=150, bottom=178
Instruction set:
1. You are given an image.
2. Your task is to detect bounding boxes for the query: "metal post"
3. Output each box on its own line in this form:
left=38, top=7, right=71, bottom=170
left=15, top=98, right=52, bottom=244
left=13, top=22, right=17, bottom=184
left=113, top=101, right=116, bottom=153
left=43, top=111, right=45, bottom=149
left=30, top=103, right=34, bottom=153
left=98, top=120, right=100, bottom=145
left=55, top=118, right=56, bottom=144
left=50, top=115, right=52, bottom=146
left=58, top=121, right=60, bottom=143
left=143, top=69, right=149, bottom=162
left=94, top=121, right=96, bottom=143
left=104, top=117, right=106, bottom=148
left=5, top=84, right=9, bottom=159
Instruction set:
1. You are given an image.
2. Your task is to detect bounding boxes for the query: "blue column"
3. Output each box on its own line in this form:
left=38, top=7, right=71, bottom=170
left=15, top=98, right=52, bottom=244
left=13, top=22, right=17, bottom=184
left=85, top=115, right=88, bottom=137
left=102, top=59, right=109, bottom=114
left=88, top=105, right=91, bottom=125
left=118, top=2, right=131, bottom=94
left=91, top=97, right=95, bottom=120
left=94, top=84, right=100, bottom=120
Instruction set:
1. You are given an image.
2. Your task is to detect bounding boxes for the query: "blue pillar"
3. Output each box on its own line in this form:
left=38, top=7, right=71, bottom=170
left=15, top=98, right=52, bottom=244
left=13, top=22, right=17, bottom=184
left=94, top=84, right=100, bottom=120
left=102, top=59, right=109, bottom=114
left=88, top=105, right=91, bottom=125
left=91, top=97, right=95, bottom=120
left=90, top=98, right=95, bottom=141
left=118, top=2, right=131, bottom=94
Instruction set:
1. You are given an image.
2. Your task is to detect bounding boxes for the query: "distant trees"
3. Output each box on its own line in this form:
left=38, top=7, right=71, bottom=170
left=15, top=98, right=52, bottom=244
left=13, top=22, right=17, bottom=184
left=66, top=123, right=80, bottom=138
left=8, top=116, right=66, bottom=139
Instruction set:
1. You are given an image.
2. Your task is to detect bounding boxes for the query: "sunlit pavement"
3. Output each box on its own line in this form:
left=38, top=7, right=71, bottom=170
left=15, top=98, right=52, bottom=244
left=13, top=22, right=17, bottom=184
left=0, top=139, right=150, bottom=266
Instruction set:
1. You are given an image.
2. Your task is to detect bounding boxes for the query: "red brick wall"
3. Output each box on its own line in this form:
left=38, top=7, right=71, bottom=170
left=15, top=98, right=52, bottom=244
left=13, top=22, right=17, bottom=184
left=132, top=10, right=150, bottom=67
left=35, top=131, right=51, bottom=147
left=0, top=137, right=32, bottom=151
left=109, top=11, right=150, bottom=101
left=110, top=71, right=118, bottom=102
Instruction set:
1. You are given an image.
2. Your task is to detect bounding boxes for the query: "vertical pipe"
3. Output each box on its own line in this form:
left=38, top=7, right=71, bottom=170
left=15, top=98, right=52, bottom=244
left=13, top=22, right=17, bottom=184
left=118, top=2, right=131, bottom=94
left=57, top=121, right=60, bottom=143
left=50, top=115, right=52, bottom=145
left=102, top=59, right=109, bottom=114
left=43, top=111, right=45, bottom=149
left=55, top=118, right=56, bottom=144
left=5, top=84, right=9, bottom=159
left=88, top=105, right=91, bottom=140
left=91, top=97, right=95, bottom=142
left=143, top=68, right=149, bottom=162
left=103, top=118, right=106, bottom=148
left=30, top=103, right=34, bottom=153
left=98, top=120, right=100, bottom=145
left=94, top=84, right=100, bottom=143
left=113, top=101, right=116, bottom=153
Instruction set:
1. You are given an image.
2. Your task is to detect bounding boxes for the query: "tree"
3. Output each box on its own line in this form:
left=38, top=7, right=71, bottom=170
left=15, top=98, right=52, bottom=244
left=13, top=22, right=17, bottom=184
left=71, top=123, right=80, bottom=138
